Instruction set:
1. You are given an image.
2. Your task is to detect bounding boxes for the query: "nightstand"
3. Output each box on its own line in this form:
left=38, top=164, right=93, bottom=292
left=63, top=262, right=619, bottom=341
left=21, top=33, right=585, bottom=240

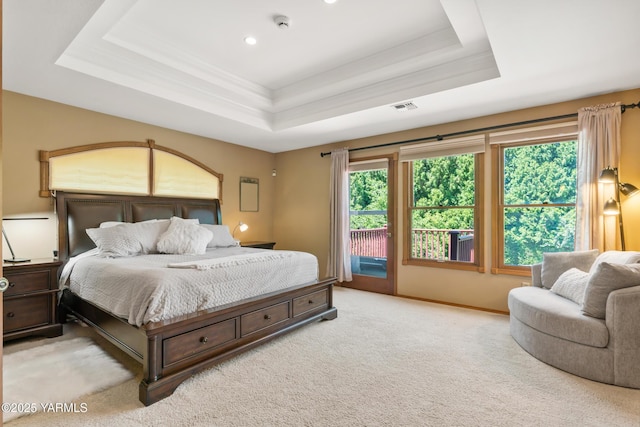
left=240, top=241, right=276, bottom=250
left=3, top=259, right=63, bottom=341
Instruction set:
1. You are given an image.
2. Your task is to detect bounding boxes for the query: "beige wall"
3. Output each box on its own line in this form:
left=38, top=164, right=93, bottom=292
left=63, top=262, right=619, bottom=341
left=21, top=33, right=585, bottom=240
left=274, top=88, right=640, bottom=312
left=4, top=88, right=640, bottom=312
left=2, top=91, right=276, bottom=259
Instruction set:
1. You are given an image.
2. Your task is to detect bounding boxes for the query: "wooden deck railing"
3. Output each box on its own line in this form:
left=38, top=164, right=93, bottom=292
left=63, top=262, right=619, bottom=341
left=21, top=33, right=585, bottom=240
left=410, top=229, right=474, bottom=261
left=351, top=227, right=387, bottom=258
left=350, top=228, right=474, bottom=261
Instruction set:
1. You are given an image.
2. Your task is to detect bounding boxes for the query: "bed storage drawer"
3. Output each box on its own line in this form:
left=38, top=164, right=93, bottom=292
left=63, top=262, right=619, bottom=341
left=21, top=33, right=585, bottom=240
left=4, top=270, right=51, bottom=297
left=241, top=301, right=290, bottom=336
left=163, top=318, right=238, bottom=367
left=293, top=289, right=328, bottom=317
left=3, top=295, right=50, bottom=333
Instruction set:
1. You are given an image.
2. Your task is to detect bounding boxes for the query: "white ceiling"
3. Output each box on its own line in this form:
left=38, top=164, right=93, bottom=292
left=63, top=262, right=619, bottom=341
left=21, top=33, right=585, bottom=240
left=4, top=0, right=640, bottom=153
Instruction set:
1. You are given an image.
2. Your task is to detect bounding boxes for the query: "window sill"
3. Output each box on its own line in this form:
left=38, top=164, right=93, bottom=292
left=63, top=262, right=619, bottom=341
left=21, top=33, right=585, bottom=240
left=491, top=266, right=531, bottom=277
left=403, top=258, right=484, bottom=272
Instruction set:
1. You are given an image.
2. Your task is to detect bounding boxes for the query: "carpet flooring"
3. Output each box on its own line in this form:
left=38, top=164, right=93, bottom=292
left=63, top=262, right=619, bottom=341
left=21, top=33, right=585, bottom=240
left=3, top=337, right=133, bottom=423
left=4, top=287, right=640, bottom=426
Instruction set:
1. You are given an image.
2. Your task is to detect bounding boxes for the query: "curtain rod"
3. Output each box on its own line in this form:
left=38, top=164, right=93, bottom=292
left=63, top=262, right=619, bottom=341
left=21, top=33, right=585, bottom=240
left=319, top=101, right=640, bottom=157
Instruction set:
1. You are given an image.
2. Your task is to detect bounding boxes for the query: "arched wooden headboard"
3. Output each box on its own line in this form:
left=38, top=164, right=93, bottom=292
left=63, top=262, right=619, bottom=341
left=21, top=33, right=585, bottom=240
left=39, top=139, right=223, bottom=201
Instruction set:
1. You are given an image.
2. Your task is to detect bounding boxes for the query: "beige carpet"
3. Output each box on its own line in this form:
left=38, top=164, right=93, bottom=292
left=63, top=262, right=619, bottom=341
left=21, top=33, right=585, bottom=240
left=3, top=337, right=133, bottom=423
left=5, top=287, right=640, bottom=426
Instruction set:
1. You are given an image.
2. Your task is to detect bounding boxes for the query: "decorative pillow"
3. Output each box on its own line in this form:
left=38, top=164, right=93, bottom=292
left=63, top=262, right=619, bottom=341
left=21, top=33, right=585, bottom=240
left=100, top=219, right=160, bottom=228
left=86, top=221, right=170, bottom=257
left=588, top=250, right=640, bottom=274
left=157, top=217, right=213, bottom=255
left=200, top=224, right=239, bottom=248
left=549, top=268, right=590, bottom=305
left=100, top=221, right=126, bottom=228
left=540, top=249, right=599, bottom=289
left=155, top=218, right=199, bottom=224
left=582, top=262, right=640, bottom=319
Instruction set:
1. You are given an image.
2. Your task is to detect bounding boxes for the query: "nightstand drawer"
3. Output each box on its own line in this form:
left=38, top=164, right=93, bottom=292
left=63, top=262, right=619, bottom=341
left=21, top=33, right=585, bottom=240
left=3, top=295, right=50, bottom=333
left=4, top=270, right=52, bottom=297
left=3, top=259, right=62, bottom=341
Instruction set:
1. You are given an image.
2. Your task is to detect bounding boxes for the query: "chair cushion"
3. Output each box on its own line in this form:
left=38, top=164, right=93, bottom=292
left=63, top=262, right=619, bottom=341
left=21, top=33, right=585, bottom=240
left=508, top=286, right=608, bottom=348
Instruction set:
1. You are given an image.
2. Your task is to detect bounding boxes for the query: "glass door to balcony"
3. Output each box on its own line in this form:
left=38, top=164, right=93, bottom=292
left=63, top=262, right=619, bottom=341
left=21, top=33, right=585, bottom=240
left=345, top=156, right=395, bottom=295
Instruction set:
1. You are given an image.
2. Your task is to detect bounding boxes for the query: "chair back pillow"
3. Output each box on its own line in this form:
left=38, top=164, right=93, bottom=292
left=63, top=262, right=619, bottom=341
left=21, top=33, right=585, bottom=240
left=588, top=251, right=640, bottom=274
left=582, top=262, right=640, bottom=318
left=540, top=250, right=598, bottom=289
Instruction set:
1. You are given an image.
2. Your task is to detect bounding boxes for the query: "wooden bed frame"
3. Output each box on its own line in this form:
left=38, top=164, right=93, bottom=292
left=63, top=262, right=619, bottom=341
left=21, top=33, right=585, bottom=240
left=55, top=191, right=337, bottom=406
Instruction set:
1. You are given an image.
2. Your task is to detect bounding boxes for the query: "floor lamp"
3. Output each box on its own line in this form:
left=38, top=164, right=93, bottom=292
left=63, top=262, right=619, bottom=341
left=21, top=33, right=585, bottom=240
left=599, top=167, right=640, bottom=250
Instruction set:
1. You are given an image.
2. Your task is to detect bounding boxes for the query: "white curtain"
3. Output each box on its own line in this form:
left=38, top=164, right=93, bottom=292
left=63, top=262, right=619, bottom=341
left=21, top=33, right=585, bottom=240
left=327, top=148, right=352, bottom=282
left=575, top=102, right=621, bottom=251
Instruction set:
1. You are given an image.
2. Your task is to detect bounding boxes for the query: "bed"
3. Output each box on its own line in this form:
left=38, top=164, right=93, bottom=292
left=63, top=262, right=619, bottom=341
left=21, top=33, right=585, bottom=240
left=55, top=191, right=337, bottom=406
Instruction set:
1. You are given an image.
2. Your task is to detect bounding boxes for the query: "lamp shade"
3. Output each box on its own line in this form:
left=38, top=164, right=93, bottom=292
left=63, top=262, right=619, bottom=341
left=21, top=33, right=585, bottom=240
left=598, top=167, right=617, bottom=183
left=603, top=198, right=620, bottom=215
left=233, top=221, right=249, bottom=238
left=619, top=182, right=640, bottom=198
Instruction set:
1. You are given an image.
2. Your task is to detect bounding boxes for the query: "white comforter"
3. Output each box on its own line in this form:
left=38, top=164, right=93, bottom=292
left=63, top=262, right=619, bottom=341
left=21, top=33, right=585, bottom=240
left=61, top=247, right=318, bottom=326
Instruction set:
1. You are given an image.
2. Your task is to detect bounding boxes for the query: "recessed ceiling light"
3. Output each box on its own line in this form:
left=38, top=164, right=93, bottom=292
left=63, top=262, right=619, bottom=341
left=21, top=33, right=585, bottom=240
left=324, top=0, right=337, bottom=4
left=244, top=36, right=257, bottom=46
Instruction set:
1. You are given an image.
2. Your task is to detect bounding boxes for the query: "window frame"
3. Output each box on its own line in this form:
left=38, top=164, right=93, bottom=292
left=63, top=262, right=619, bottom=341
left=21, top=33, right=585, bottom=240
left=491, top=138, right=578, bottom=276
left=402, top=152, right=485, bottom=272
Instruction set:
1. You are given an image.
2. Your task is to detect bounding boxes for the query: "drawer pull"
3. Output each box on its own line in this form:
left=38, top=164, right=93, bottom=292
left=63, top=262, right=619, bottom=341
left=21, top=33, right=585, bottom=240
left=7, top=312, right=15, bottom=318
left=308, top=300, right=314, bottom=304
left=200, top=336, right=208, bottom=344
left=264, top=314, right=272, bottom=320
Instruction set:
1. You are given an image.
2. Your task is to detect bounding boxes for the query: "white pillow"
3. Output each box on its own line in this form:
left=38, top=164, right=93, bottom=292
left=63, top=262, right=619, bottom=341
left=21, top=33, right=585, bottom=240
left=200, top=224, right=239, bottom=248
left=157, top=217, right=213, bottom=255
left=549, top=268, right=589, bottom=305
left=540, top=250, right=599, bottom=289
left=582, top=262, right=640, bottom=319
left=86, top=221, right=170, bottom=257
left=99, top=221, right=126, bottom=228
left=99, top=219, right=159, bottom=228
left=155, top=218, right=199, bottom=225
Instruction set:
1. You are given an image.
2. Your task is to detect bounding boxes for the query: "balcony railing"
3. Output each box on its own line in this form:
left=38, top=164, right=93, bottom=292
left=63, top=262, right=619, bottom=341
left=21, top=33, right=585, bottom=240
left=351, top=227, right=387, bottom=258
left=410, top=228, right=474, bottom=261
left=350, top=227, right=474, bottom=262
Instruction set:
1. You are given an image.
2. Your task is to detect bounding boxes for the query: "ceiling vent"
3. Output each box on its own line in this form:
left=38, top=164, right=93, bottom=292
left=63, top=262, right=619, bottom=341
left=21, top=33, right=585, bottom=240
left=391, top=102, right=418, bottom=111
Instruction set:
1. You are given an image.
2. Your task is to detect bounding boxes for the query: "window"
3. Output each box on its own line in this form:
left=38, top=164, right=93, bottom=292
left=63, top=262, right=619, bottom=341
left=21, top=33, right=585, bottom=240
left=401, top=136, right=484, bottom=271
left=40, top=140, right=223, bottom=200
left=491, top=122, right=578, bottom=274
